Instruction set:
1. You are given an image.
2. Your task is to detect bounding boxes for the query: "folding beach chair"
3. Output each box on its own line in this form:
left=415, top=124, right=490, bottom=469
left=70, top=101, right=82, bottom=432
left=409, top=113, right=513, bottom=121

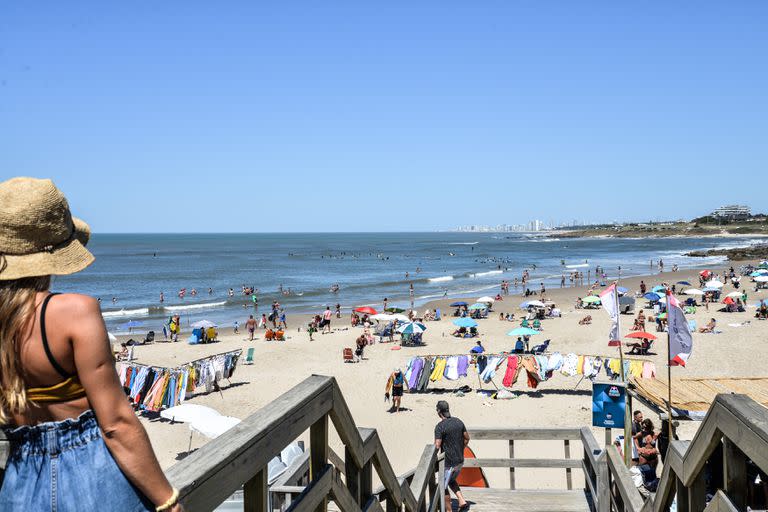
left=343, top=348, right=355, bottom=363
left=688, top=320, right=697, bottom=333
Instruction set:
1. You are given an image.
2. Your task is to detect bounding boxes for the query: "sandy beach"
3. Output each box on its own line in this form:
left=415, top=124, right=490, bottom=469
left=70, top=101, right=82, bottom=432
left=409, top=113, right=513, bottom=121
left=120, top=261, right=767, bottom=488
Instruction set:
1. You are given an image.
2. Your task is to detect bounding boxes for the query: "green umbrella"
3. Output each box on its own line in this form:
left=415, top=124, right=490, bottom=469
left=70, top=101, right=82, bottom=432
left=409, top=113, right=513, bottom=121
left=385, top=307, right=405, bottom=313
left=582, top=295, right=601, bottom=304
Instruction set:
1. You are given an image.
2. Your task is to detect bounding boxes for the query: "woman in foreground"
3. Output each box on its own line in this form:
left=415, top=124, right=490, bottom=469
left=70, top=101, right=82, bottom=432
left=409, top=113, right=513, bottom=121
left=0, top=177, right=182, bottom=511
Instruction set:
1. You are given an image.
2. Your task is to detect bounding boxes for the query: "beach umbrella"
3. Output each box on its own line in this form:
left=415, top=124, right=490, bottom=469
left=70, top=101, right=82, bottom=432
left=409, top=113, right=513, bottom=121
left=700, top=270, right=711, bottom=277
left=122, top=320, right=143, bottom=329
left=191, top=320, right=217, bottom=329
left=756, top=276, right=768, bottom=283
left=626, top=331, right=657, bottom=340
left=190, top=416, right=241, bottom=439
left=722, top=296, right=735, bottom=305
left=617, top=286, right=629, bottom=295
left=521, top=300, right=545, bottom=308
left=453, top=318, right=478, bottom=328
left=468, top=303, right=488, bottom=310
left=706, top=280, right=724, bottom=288
left=726, top=291, right=743, bottom=298
left=449, top=301, right=468, bottom=307
left=161, top=404, right=222, bottom=423
left=582, top=296, right=601, bottom=304
left=750, top=271, right=766, bottom=277
left=760, top=261, right=768, bottom=269
left=385, top=307, right=406, bottom=314
left=354, top=306, right=378, bottom=315
left=651, top=286, right=666, bottom=294
left=683, top=288, right=705, bottom=296
left=371, top=313, right=395, bottom=321
left=643, top=292, right=661, bottom=301
left=477, top=296, right=495, bottom=304
left=507, top=327, right=539, bottom=337
left=397, top=322, right=427, bottom=334
left=702, top=287, right=720, bottom=293
left=676, top=281, right=691, bottom=286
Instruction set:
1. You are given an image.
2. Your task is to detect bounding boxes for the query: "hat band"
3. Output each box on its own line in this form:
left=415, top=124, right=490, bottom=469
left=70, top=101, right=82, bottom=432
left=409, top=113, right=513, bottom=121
left=0, top=227, right=77, bottom=276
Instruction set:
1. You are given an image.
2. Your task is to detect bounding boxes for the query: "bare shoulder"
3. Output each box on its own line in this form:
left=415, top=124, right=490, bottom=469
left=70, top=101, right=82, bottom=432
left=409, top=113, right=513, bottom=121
left=50, top=293, right=102, bottom=318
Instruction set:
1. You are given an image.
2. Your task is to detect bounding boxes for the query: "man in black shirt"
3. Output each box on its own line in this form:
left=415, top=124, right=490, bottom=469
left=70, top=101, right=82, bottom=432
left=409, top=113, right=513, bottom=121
left=434, top=400, right=470, bottom=512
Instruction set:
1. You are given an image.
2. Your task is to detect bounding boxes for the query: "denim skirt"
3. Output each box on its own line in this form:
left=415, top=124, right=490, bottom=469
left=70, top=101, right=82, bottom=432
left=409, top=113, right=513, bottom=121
left=0, top=410, right=154, bottom=511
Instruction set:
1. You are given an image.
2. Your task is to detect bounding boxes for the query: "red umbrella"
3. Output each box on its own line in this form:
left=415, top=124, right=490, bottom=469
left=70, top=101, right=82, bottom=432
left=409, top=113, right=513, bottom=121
left=625, top=331, right=657, bottom=340
left=354, top=306, right=377, bottom=315
left=700, top=270, right=711, bottom=277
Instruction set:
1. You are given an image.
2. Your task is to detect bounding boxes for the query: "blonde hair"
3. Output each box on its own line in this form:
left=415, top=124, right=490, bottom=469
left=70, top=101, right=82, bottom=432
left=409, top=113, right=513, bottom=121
left=0, top=276, right=51, bottom=424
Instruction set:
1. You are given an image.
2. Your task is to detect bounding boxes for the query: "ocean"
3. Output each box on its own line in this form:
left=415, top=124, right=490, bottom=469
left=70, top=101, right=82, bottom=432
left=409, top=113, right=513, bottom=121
left=52, top=232, right=758, bottom=333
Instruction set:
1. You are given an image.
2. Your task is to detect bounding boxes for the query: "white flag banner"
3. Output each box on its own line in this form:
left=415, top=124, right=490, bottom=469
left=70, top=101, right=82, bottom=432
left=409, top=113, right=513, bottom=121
left=599, top=284, right=620, bottom=346
left=667, top=293, right=693, bottom=366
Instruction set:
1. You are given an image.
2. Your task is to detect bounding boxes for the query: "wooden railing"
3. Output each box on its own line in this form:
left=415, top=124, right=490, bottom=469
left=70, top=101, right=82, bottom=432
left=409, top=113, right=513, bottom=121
left=165, top=375, right=443, bottom=512
left=596, top=393, right=768, bottom=512
left=463, top=427, right=586, bottom=491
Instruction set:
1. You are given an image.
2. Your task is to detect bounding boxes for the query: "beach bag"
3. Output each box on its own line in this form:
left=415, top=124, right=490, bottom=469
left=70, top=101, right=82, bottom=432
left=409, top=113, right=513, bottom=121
left=188, top=334, right=199, bottom=345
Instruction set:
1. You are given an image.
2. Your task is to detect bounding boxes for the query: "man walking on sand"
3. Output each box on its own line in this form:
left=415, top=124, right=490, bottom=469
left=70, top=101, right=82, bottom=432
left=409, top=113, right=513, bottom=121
left=435, top=401, right=471, bottom=512
left=323, top=306, right=333, bottom=333
left=246, top=314, right=257, bottom=340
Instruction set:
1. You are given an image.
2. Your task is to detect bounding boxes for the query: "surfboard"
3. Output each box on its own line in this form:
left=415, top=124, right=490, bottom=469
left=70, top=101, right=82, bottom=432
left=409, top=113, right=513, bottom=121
left=455, top=446, right=489, bottom=488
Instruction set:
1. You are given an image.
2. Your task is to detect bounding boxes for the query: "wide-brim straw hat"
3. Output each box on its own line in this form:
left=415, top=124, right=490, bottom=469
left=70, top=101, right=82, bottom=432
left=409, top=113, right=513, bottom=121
left=0, top=177, right=94, bottom=280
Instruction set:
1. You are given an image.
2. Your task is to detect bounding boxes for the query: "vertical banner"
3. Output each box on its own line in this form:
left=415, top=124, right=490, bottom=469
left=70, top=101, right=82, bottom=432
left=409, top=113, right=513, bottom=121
left=592, top=382, right=626, bottom=429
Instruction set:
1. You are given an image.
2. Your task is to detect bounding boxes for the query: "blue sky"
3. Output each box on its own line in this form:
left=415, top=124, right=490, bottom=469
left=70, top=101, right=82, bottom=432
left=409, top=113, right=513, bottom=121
left=1, top=2, right=766, bottom=232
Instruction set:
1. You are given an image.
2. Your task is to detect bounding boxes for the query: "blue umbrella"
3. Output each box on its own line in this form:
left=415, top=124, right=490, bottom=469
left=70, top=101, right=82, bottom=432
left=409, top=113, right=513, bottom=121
left=651, top=285, right=666, bottom=294
left=122, top=320, right=144, bottom=330
left=452, top=318, right=478, bottom=328
left=676, top=281, right=691, bottom=286
left=507, top=327, right=540, bottom=336
left=449, top=301, right=468, bottom=307
left=617, top=286, right=628, bottom=295
left=644, top=292, right=661, bottom=301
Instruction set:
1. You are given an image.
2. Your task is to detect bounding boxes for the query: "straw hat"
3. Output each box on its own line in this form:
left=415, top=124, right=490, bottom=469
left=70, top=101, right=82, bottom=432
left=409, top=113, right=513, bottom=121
left=0, top=177, right=94, bottom=280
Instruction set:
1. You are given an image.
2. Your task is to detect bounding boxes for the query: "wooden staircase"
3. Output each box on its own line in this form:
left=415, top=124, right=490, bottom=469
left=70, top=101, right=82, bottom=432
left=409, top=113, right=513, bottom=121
left=164, top=376, right=768, bottom=512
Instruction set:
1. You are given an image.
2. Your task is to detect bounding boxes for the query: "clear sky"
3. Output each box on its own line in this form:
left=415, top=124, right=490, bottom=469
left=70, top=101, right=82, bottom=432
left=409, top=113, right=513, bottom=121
left=1, top=2, right=766, bottom=232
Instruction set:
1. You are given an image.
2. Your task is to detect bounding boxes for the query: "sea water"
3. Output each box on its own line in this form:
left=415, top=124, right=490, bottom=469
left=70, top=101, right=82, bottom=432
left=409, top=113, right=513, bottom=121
left=52, top=232, right=758, bottom=332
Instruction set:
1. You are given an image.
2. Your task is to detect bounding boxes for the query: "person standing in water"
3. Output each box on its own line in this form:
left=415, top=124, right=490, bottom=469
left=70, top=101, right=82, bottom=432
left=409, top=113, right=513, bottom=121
left=0, top=178, right=182, bottom=511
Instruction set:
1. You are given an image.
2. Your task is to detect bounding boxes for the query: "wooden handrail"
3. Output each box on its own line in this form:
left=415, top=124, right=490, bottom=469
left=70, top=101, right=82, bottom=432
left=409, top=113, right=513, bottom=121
left=606, top=446, right=645, bottom=511
left=467, top=427, right=583, bottom=441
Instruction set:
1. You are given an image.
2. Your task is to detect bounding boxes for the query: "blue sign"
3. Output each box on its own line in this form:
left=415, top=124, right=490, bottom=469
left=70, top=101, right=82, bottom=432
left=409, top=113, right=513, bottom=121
left=592, top=382, right=626, bottom=429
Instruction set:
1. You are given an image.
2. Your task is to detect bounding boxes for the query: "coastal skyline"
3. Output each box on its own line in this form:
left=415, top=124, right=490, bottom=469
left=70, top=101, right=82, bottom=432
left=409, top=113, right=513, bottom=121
left=2, top=2, right=767, bottom=233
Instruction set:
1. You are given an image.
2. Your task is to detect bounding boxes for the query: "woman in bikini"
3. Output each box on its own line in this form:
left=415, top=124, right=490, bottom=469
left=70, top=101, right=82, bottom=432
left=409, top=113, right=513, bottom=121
left=0, top=178, right=182, bottom=511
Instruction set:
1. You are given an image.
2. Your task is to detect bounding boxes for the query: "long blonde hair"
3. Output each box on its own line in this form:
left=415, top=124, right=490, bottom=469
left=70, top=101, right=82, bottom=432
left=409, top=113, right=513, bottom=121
left=0, top=276, right=51, bottom=424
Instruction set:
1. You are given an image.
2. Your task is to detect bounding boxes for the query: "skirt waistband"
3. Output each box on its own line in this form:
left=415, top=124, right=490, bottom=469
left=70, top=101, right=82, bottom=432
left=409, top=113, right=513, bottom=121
left=3, top=409, right=101, bottom=457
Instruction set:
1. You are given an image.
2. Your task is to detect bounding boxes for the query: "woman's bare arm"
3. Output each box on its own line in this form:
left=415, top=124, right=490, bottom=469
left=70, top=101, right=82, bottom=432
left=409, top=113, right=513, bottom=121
left=67, top=295, right=178, bottom=508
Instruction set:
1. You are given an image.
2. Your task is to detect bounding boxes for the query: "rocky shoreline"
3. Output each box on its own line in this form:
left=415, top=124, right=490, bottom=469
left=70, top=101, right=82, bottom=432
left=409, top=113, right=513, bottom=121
left=685, top=244, right=768, bottom=261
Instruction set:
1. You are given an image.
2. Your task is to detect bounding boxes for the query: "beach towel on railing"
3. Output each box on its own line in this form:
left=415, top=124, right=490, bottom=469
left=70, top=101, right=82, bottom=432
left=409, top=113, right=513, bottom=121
left=479, top=356, right=504, bottom=383
left=430, top=357, right=447, bottom=382
left=560, top=353, right=579, bottom=377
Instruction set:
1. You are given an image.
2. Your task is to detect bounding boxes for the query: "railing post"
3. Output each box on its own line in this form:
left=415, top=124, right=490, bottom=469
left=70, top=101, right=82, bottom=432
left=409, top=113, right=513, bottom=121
left=723, top=438, right=748, bottom=510
left=564, top=439, right=572, bottom=491
left=438, top=455, right=445, bottom=512
left=595, top=451, right=610, bottom=512
left=688, top=471, right=706, bottom=512
left=345, top=446, right=362, bottom=505
left=310, top=414, right=329, bottom=512
left=675, top=476, right=689, bottom=512
left=361, top=460, right=373, bottom=505
left=509, top=439, right=515, bottom=490
left=244, top=467, right=268, bottom=512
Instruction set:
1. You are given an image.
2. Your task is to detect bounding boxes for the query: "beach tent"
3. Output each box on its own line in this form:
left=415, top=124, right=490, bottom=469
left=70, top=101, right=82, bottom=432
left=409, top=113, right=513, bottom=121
left=449, top=301, right=468, bottom=307
left=683, top=289, right=705, bottom=296
left=354, top=306, right=378, bottom=315
left=582, top=296, right=601, bottom=304
left=477, top=296, right=495, bottom=304
left=468, top=303, right=488, bottom=310
left=453, top=318, right=478, bottom=328
left=507, top=327, right=539, bottom=337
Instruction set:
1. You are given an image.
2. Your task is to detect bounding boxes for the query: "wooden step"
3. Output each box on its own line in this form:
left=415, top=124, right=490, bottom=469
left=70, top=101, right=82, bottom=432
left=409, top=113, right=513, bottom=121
left=454, top=488, right=591, bottom=512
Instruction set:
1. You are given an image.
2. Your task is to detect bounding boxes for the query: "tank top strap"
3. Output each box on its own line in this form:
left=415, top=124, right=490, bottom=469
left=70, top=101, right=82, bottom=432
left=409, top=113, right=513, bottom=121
left=40, top=292, right=71, bottom=379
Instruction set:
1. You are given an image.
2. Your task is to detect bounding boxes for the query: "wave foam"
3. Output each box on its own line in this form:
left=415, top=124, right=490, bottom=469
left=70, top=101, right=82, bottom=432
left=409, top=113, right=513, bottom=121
left=428, top=276, right=454, bottom=283
left=469, top=270, right=503, bottom=278
left=102, top=307, right=149, bottom=318
left=164, top=301, right=228, bottom=312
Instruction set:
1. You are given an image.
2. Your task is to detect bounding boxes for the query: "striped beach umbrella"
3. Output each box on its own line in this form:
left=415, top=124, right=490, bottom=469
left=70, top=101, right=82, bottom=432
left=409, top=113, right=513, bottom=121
left=397, top=322, right=427, bottom=335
